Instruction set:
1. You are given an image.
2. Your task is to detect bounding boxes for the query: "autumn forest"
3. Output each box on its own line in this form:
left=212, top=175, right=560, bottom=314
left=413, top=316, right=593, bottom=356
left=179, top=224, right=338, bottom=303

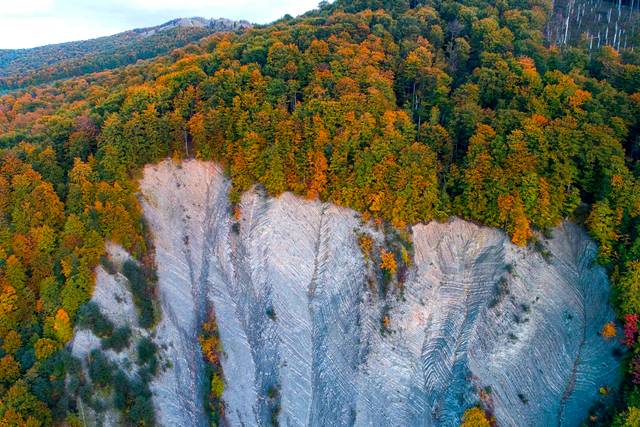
left=0, top=0, right=640, bottom=425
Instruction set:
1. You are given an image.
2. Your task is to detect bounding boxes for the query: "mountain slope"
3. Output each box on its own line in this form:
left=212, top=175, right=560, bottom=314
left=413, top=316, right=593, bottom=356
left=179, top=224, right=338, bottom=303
left=0, top=18, right=251, bottom=90
left=0, top=0, right=638, bottom=425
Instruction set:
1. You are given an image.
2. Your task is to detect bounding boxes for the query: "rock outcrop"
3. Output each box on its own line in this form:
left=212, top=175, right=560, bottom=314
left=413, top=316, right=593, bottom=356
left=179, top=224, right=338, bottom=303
left=142, top=17, right=252, bottom=37
left=74, top=159, right=621, bottom=426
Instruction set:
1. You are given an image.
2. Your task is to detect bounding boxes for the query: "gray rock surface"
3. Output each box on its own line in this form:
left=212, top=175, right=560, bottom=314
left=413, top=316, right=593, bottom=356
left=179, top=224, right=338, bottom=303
left=142, top=17, right=252, bottom=37
left=132, top=159, right=621, bottom=427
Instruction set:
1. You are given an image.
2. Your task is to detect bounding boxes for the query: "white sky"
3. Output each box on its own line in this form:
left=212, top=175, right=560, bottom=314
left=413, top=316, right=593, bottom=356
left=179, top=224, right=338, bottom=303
left=0, top=0, right=323, bottom=49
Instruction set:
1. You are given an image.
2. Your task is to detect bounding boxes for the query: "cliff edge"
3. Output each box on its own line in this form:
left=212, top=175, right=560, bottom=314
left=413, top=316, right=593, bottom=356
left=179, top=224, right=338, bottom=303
left=73, top=159, right=621, bottom=426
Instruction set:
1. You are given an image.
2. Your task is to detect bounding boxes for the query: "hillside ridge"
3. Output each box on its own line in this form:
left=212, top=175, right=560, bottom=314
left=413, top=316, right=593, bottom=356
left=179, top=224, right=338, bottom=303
left=0, top=17, right=252, bottom=90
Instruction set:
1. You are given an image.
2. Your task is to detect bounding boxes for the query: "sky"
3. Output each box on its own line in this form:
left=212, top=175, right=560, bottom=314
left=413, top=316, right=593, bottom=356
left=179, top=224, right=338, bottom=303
left=0, top=0, right=322, bottom=49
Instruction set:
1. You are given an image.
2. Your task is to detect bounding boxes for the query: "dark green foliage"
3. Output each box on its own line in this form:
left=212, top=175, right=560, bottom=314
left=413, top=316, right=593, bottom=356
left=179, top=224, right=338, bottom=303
left=76, top=302, right=114, bottom=338
left=83, top=347, right=158, bottom=425
left=87, top=350, right=113, bottom=388
left=112, top=371, right=130, bottom=411
left=136, top=337, right=158, bottom=375
left=16, top=346, right=36, bottom=372
left=101, top=326, right=132, bottom=352
left=122, top=260, right=156, bottom=328
left=533, top=239, right=551, bottom=261
left=112, top=369, right=156, bottom=426
left=31, top=350, right=73, bottom=419
left=128, top=395, right=155, bottom=426
left=267, top=384, right=282, bottom=426
left=100, top=256, right=117, bottom=275
left=518, top=392, right=529, bottom=404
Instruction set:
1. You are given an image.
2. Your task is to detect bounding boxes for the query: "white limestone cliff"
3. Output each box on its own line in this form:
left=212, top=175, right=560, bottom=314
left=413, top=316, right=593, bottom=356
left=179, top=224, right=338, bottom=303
left=73, top=159, right=621, bottom=426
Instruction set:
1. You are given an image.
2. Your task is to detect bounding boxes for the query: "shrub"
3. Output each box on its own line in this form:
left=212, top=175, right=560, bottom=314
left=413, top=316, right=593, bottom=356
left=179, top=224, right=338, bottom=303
left=112, top=369, right=156, bottom=426
left=101, top=326, right=131, bottom=352
left=136, top=337, right=158, bottom=374
left=615, top=406, right=640, bottom=426
left=489, top=276, right=510, bottom=308
left=112, top=370, right=130, bottom=410
left=266, top=384, right=282, bottom=426
left=211, top=373, right=224, bottom=399
left=461, top=407, right=491, bottom=427
left=380, top=249, right=398, bottom=273
left=357, top=233, right=374, bottom=259
left=122, top=260, right=156, bottom=328
left=602, top=321, right=617, bottom=339
left=128, top=395, right=155, bottom=426
left=76, top=302, right=114, bottom=338
left=533, top=239, right=551, bottom=261
left=199, top=314, right=226, bottom=426
left=623, top=314, right=638, bottom=348
left=100, top=256, right=117, bottom=274
left=88, top=350, right=113, bottom=388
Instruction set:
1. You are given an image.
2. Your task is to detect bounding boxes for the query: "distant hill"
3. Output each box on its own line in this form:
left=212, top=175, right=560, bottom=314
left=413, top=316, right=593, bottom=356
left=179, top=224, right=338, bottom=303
left=0, top=17, right=252, bottom=90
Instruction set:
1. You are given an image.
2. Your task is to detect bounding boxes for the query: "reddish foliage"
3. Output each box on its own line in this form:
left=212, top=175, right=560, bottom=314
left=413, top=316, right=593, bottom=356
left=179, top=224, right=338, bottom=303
left=623, top=314, right=639, bottom=348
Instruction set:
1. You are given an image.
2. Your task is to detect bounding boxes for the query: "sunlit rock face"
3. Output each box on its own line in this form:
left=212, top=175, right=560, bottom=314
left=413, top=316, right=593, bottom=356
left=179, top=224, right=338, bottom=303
left=547, top=0, right=640, bottom=50
left=89, top=159, right=619, bottom=426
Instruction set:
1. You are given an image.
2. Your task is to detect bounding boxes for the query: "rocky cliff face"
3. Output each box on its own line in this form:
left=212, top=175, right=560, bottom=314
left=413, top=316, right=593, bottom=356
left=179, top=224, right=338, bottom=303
left=141, top=17, right=252, bottom=37
left=73, top=159, right=621, bottom=426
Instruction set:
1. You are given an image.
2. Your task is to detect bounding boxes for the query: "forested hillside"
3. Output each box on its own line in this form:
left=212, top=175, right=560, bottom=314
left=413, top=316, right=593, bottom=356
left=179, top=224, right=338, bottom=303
left=0, top=18, right=251, bottom=91
left=0, top=0, right=639, bottom=424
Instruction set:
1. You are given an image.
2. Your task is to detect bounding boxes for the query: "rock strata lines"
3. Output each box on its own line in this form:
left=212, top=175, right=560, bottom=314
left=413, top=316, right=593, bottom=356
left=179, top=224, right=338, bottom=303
left=76, top=159, right=620, bottom=427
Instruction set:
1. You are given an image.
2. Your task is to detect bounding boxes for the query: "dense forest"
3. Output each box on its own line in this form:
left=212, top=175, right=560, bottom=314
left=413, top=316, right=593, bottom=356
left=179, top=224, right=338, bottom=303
left=0, top=18, right=250, bottom=91
left=0, top=0, right=639, bottom=424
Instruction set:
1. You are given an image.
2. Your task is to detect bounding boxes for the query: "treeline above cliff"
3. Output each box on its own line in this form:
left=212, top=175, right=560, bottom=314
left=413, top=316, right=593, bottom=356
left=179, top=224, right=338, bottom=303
left=0, top=0, right=639, bottom=425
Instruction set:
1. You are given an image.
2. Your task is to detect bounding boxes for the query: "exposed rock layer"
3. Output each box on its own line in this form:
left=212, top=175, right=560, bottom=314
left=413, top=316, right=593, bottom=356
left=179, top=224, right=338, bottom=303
left=75, top=159, right=620, bottom=426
